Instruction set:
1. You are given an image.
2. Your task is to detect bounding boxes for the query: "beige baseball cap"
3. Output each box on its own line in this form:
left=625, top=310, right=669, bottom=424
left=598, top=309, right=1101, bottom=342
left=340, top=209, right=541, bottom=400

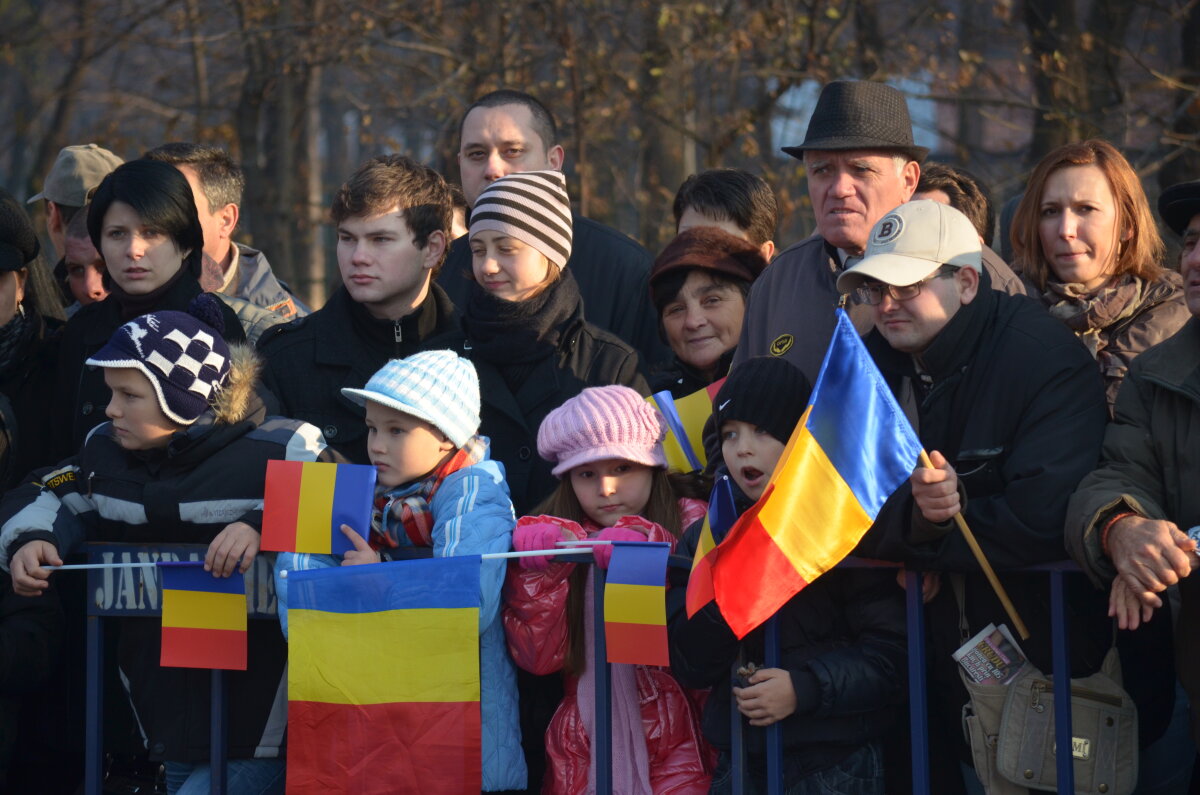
left=837, top=199, right=982, bottom=293
left=28, top=144, right=124, bottom=207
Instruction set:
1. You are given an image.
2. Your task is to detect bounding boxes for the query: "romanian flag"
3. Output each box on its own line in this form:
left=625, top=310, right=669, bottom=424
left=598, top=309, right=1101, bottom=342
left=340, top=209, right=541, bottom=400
left=711, top=309, right=922, bottom=638
left=685, top=474, right=738, bottom=617
left=287, top=556, right=482, bottom=795
left=604, top=541, right=670, bottom=666
left=651, top=378, right=725, bottom=472
left=261, top=460, right=376, bottom=555
left=159, top=562, right=247, bottom=670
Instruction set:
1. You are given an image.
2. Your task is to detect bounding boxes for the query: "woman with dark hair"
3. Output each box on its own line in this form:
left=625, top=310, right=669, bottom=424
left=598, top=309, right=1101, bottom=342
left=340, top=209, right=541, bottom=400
left=648, top=228, right=767, bottom=397
left=0, top=188, right=66, bottom=489
left=52, top=159, right=244, bottom=458
left=1010, top=140, right=1189, bottom=412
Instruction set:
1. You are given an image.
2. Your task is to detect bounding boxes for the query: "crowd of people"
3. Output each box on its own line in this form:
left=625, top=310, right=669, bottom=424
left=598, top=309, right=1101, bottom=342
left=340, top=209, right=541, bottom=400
left=0, top=77, right=1197, bottom=795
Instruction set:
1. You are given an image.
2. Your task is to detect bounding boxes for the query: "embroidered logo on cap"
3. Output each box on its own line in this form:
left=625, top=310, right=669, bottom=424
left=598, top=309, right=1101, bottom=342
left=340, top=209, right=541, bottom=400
left=872, top=213, right=905, bottom=245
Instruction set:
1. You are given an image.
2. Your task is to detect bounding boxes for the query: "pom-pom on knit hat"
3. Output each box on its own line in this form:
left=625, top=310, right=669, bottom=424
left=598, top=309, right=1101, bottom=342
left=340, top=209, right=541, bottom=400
left=537, top=385, right=667, bottom=477
left=341, top=349, right=480, bottom=448
left=85, top=294, right=231, bottom=426
left=714, top=357, right=813, bottom=445
left=469, top=170, right=574, bottom=270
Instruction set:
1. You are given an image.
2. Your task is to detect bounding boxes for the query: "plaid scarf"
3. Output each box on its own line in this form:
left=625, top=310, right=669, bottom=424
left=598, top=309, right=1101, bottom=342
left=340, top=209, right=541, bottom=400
left=370, top=435, right=487, bottom=549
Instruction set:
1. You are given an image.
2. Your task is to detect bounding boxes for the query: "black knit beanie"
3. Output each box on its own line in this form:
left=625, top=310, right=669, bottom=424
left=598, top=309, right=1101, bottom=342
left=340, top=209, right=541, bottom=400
left=714, top=356, right=812, bottom=444
left=0, top=189, right=40, bottom=272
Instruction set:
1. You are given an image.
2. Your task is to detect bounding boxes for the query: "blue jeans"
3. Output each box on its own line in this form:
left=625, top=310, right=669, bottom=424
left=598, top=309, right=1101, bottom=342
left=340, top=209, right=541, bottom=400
left=709, top=742, right=884, bottom=795
left=164, top=759, right=285, bottom=795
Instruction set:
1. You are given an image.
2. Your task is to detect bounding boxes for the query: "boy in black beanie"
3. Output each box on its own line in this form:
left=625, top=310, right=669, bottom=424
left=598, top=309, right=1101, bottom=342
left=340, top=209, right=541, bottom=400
left=668, top=356, right=908, bottom=794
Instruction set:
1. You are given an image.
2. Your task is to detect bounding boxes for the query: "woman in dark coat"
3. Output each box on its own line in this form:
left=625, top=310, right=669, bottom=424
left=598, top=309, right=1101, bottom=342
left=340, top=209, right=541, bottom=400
left=51, top=159, right=244, bottom=459
left=458, top=170, right=646, bottom=517
left=648, top=227, right=767, bottom=398
left=0, top=189, right=66, bottom=488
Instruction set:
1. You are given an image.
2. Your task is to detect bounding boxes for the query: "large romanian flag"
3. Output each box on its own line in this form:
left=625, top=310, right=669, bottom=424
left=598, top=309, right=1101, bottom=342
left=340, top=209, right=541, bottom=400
left=159, top=562, right=247, bottom=670
left=261, top=460, right=376, bottom=555
left=711, top=310, right=922, bottom=638
left=286, top=556, right=482, bottom=794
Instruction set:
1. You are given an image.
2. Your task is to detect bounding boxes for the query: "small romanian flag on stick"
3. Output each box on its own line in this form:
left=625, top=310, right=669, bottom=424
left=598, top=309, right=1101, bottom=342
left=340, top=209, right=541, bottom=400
left=159, top=562, right=247, bottom=670
left=261, top=460, right=376, bottom=555
left=651, top=378, right=725, bottom=472
left=712, top=309, right=923, bottom=638
left=685, top=474, right=738, bottom=617
left=287, top=556, right=483, bottom=795
left=604, top=541, right=671, bottom=666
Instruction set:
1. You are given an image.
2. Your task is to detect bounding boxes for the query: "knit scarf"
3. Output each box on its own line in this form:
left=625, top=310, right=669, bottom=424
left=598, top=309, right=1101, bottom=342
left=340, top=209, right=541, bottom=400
left=370, top=436, right=487, bottom=549
left=1042, top=274, right=1146, bottom=358
left=0, top=310, right=34, bottom=375
left=108, top=264, right=192, bottom=321
left=462, top=272, right=581, bottom=365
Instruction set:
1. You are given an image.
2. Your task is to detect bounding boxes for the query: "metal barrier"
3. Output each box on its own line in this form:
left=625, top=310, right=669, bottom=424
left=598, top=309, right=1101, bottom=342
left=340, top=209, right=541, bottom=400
left=83, top=543, right=279, bottom=795
left=80, top=544, right=1086, bottom=795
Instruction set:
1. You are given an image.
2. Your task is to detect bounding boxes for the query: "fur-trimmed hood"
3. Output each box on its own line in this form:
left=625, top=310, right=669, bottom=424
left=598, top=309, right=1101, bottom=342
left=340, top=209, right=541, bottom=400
left=211, top=344, right=261, bottom=425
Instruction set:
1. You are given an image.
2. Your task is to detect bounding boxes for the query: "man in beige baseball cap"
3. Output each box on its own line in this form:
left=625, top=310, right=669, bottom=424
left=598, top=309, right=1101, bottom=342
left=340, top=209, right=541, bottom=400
left=28, top=143, right=123, bottom=258
left=845, top=199, right=1113, bottom=791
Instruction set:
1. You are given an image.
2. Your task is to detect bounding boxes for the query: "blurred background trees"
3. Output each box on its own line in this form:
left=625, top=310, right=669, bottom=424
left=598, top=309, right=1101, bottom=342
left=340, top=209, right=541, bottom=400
left=2, top=0, right=1197, bottom=307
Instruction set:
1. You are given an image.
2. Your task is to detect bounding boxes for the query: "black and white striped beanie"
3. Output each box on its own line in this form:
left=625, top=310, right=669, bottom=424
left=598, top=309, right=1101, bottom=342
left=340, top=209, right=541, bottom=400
left=469, top=170, right=574, bottom=270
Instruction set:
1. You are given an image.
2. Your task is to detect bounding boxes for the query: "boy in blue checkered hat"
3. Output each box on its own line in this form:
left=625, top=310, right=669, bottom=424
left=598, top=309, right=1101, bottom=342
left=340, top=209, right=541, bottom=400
left=0, top=295, right=334, bottom=790
left=275, top=349, right=527, bottom=792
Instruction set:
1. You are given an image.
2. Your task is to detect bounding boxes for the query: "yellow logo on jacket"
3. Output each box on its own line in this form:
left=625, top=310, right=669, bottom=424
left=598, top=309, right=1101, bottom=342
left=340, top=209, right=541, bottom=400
left=770, top=334, right=794, bottom=356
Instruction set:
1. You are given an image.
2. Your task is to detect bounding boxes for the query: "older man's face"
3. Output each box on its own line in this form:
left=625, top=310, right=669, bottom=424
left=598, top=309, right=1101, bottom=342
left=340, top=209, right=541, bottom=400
left=804, top=150, right=919, bottom=256
left=1183, top=213, right=1200, bottom=318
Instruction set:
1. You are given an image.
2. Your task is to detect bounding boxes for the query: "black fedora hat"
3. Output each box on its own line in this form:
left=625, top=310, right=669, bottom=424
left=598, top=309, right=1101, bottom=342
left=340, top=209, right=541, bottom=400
left=1158, top=180, right=1200, bottom=236
left=782, top=80, right=929, bottom=163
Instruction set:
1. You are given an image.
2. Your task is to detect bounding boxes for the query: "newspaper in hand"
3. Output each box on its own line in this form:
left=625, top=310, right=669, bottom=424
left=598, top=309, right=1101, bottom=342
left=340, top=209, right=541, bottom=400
left=953, top=623, right=1027, bottom=685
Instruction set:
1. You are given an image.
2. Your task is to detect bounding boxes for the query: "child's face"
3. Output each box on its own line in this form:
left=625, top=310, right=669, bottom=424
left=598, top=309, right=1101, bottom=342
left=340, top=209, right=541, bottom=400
left=103, top=367, right=182, bottom=451
left=365, top=402, right=454, bottom=489
left=721, top=420, right=786, bottom=501
left=569, top=459, right=655, bottom=528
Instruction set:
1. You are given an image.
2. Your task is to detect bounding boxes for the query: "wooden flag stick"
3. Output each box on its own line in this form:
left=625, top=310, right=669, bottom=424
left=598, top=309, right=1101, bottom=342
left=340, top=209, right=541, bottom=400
left=919, top=450, right=1030, bottom=640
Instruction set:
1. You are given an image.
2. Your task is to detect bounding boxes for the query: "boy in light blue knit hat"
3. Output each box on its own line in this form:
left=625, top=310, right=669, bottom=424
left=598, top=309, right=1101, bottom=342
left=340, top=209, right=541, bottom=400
left=275, top=349, right=527, bottom=792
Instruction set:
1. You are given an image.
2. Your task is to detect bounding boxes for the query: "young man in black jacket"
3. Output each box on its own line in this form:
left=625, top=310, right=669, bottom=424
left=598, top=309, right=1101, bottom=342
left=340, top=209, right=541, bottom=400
left=258, top=155, right=463, bottom=463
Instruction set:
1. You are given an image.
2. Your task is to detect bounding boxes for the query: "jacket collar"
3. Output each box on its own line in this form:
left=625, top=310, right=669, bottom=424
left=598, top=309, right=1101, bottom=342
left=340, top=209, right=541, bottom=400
left=314, top=284, right=456, bottom=367
left=1136, top=316, right=1200, bottom=402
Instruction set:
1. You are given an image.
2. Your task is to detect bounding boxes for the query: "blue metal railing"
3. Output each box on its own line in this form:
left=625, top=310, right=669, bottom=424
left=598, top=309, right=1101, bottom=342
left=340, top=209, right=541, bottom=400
left=80, top=544, right=1085, bottom=795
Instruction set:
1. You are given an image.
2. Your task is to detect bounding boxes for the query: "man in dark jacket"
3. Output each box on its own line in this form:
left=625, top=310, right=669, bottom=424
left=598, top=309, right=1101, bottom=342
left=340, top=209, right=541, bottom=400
left=732, top=80, right=1024, bottom=386
left=258, top=155, right=463, bottom=463
left=145, top=143, right=309, bottom=320
left=842, top=200, right=1110, bottom=790
left=437, top=89, right=667, bottom=367
left=1067, top=179, right=1200, bottom=748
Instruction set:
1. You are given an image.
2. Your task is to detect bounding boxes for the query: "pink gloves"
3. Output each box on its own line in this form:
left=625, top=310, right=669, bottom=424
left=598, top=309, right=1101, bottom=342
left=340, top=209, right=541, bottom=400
left=513, top=522, right=568, bottom=570
left=592, top=528, right=648, bottom=569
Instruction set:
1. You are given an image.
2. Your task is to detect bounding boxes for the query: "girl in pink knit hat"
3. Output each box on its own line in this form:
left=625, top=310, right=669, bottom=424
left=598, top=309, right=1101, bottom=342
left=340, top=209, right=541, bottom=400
left=501, top=385, right=714, bottom=795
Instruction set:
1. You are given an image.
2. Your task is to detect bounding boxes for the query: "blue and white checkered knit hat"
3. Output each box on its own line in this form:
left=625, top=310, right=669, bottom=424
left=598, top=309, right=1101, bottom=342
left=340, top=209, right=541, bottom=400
left=86, top=304, right=231, bottom=426
left=341, top=350, right=480, bottom=448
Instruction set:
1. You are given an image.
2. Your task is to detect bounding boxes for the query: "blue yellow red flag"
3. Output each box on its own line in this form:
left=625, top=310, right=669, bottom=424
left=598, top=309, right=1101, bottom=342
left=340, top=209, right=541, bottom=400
left=711, top=309, right=922, bottom=637
left=650, top=378, right=725, bottom=472
left=159, top=562, right=247, bottom=670
left=604, top=541, right=671, bottom=666
left=685, top=475, right=738, bottom=617
left=286, top=556, right=482, bottom=794
left=260, top=460, right=376, bottom=555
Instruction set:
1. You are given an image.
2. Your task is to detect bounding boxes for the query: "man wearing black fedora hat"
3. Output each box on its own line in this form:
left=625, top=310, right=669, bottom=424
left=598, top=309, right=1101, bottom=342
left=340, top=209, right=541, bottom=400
left=732, top=80, right=1017, bottom=384
left=1068, top=179, right=1200, bottom=752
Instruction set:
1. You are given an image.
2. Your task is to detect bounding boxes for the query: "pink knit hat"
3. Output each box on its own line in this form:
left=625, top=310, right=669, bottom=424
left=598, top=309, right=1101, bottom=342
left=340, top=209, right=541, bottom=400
left=537, top=386, right=668, bottom=477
